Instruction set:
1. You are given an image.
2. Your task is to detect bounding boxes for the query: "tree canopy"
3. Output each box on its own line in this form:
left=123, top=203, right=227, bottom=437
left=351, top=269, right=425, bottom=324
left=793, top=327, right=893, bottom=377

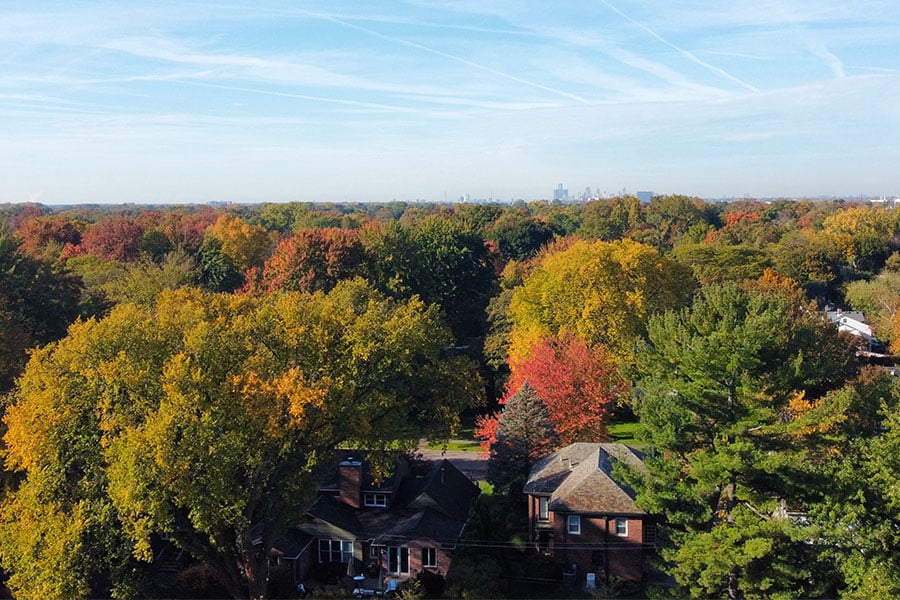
left=0, top=280, right=483, bottom=600
left=0, top=233, right=85, bottom=392
left=485, top=381, right=560, bottom=497
left=253, top=227, right=368, bottom=294
left=508, top=238, right=694, bottom=363
left=362, top=217, right=496, bottom=340
left=630, top=281, right=862, bottom=598
left=505, top=334, right=625, bottom=444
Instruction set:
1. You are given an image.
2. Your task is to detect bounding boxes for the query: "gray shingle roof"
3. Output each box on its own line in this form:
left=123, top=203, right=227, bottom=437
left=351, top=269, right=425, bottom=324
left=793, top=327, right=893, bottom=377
left=305, top=456, right=479, bottom=549
left=524, top=443, right=647, bottom=515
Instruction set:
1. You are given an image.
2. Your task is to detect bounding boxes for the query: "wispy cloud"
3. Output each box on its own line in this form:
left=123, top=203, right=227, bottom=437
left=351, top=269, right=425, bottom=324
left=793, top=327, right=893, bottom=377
left=596, top=0, right=760, bottom=93
left=295, top=9, right=592, bottom=105
left=801, top=35, right=846, bottom=78
left=0, top=0, right=898, bottom=203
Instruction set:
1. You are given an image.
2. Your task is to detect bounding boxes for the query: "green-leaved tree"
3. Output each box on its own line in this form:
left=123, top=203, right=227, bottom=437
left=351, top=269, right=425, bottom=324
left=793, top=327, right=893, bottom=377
left=0, top=280, right=483, bottom=600
left=631, top=281, right=859, bottom=598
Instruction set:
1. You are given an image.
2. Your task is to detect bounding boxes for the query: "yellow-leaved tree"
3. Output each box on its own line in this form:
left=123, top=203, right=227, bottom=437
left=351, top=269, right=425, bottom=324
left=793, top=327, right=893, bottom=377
left=507, top=238, right=694, bottom=365
left=206, top=213, right=273, bottom=273
left=0, top=280, right=482, bottom=600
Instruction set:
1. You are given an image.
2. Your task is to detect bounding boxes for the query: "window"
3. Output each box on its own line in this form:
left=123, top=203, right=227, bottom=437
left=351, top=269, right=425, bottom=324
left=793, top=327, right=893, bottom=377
left=538, top=497, right=549, bottom=521
left=567, top=515, right=581, bottom=535
left=643, top=523, right=657, bottom=545
left=387, top=546, right=409, bottom=574
left=422, top=547, right=437, bottom=568
left=370, top=545, right=382, bottom=559
left=615, top=517, right=628, bottom=537
left=364, top=493, right=387, bottom=507
left=319, top=539, right=353, bottom=563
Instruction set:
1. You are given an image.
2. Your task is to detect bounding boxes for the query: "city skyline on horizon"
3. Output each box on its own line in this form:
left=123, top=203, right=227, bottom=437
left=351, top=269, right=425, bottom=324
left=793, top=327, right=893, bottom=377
left=2, top=1, right=899, bottom=205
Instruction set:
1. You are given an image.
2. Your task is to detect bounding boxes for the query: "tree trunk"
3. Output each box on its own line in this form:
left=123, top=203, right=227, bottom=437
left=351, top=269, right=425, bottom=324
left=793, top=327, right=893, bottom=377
left=727, top=569, right=741, bottom=600
left=242, top=536, right=272, bottom=600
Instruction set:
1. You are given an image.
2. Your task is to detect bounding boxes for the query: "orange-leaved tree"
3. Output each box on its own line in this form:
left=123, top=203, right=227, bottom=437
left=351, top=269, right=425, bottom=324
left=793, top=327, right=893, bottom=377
left=254, top=227, right=368, bottom=294
left=477, top=334, right=628, bottom=447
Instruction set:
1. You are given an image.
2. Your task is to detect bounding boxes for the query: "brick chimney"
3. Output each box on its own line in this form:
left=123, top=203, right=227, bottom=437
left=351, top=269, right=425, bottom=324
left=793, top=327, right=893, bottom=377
left=338, top=457, right=363, bottom=508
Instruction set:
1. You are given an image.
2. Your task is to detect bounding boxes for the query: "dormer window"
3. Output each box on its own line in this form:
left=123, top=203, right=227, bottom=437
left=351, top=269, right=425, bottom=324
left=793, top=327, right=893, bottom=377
left=364, top=492, right=387, bottom=507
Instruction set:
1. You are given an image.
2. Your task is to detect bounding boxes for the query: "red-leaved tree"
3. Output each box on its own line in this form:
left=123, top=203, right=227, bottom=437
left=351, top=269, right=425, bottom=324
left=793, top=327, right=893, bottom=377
left=159, top=208, right=221, bottom=253
left=15, top=216, right=83, bottom=260
left=477, top=334, right=627, bottom=447
left=78, top=217, right=146, bottom=262
left=255, top=228, right=368, bottom=294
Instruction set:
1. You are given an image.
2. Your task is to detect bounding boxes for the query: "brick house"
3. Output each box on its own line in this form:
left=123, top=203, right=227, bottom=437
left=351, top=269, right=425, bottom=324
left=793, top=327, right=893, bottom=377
left=281, top=454, right=479, bottom=592
left=523, top=443, right=656, bottom=585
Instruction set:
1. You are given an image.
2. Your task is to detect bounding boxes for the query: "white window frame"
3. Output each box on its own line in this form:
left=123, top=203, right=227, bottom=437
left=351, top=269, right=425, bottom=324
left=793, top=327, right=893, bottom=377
left=364, top=492, right=387, bottom=507
left=387, top=546, right=410, bottom=575
left=538, top=496, right=549, bottom=521
left=567, top=515, right=581, bottom=535
left=422, top=547, right=437, bottom=568
left=615, top=517, right=628, bottom=537
left=318, top=539, right=353, bottom=563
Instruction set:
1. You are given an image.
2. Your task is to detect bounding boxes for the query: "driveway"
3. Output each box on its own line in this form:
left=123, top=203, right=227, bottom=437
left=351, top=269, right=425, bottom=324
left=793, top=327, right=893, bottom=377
left=417, top=443, right=488, bottom=482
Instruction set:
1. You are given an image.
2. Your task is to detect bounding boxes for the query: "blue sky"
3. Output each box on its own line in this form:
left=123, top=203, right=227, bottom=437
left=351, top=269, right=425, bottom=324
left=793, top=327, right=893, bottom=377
left=2, top=1, right=899, bottom=204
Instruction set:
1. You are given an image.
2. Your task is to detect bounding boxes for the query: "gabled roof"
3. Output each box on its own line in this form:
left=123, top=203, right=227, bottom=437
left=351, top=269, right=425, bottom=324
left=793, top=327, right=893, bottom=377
left=524, top=443, right=647, bottom=515
left=272, top=528, right=315, bottom=560
left=408, top=459, right=480, bottom=521
left=304, top=456, right=479, bottom=549
left=826, top=310, right=874, bottom=339
left=305, top=493, right=366, bottom=537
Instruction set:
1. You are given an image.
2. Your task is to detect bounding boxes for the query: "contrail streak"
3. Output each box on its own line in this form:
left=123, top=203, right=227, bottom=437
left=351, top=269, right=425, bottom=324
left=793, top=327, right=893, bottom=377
left=598, top=0, right=760, bottom=93
left=183, top=80, right=429, bottom=113
left=309, top=11, right=592, bottom=105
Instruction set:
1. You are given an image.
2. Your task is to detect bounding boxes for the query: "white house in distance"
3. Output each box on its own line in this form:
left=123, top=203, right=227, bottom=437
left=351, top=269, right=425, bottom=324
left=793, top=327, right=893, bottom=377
left=826, top=309, right=879, bottom=352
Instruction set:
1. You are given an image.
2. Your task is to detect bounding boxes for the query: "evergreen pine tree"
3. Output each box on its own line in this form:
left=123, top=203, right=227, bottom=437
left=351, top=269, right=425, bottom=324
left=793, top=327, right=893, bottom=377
left=487, top=381, right=561, bottom=497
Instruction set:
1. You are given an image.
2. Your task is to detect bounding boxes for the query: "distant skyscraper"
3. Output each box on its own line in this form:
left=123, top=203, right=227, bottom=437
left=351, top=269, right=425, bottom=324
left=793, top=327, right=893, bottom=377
left=636, top=191, right=654, bottom=203
left=553, top=184, right=568, bottom=201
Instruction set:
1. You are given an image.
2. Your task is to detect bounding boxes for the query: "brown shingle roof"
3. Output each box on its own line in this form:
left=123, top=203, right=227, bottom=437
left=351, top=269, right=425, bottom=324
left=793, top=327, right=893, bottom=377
left=524, top=443, right=647, bottom=515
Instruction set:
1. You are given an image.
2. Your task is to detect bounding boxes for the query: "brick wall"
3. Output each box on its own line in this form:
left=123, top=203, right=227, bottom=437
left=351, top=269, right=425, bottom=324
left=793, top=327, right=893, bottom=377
left=528, top=502, right=649, bottom=583
left=339, top=461, right=362, bottom=508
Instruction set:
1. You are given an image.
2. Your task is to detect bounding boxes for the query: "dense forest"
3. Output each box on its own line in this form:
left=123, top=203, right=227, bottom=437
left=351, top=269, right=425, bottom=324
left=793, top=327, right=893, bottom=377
left=2, top=196, right=900, bottom=599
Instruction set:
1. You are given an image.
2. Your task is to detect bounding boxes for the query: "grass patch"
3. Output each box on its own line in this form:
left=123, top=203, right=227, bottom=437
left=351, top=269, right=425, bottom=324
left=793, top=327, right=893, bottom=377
left=424, top=415, right=482, bottom=452
left=425, top=439, right=483, bottom=452
left=478, top=480, right=494, bottom=495
left=607, top=421, right=643, bottom=446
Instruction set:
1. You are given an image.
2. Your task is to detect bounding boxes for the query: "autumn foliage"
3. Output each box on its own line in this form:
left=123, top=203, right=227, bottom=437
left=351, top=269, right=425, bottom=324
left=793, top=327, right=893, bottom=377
left=14, top=215, right=83, bottom=260
left=207, top=214, right=273, bottom=273
left=75, top=217, right=146, bottom=262
left=254, top=228, right=368, bottom=294
left=478, top=334, right=627, bottom=447
left=508, top=238, right=694, bottom=363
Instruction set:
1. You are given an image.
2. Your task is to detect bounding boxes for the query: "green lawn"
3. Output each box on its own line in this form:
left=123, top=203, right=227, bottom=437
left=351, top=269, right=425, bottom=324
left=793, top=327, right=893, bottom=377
left=424, top=438, right=483, bottom=452
left=423, top=416, right=483, bottom=452
left=424, top=420, right=643, bottom=451
left=607, top=421, right=643, bottom=446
